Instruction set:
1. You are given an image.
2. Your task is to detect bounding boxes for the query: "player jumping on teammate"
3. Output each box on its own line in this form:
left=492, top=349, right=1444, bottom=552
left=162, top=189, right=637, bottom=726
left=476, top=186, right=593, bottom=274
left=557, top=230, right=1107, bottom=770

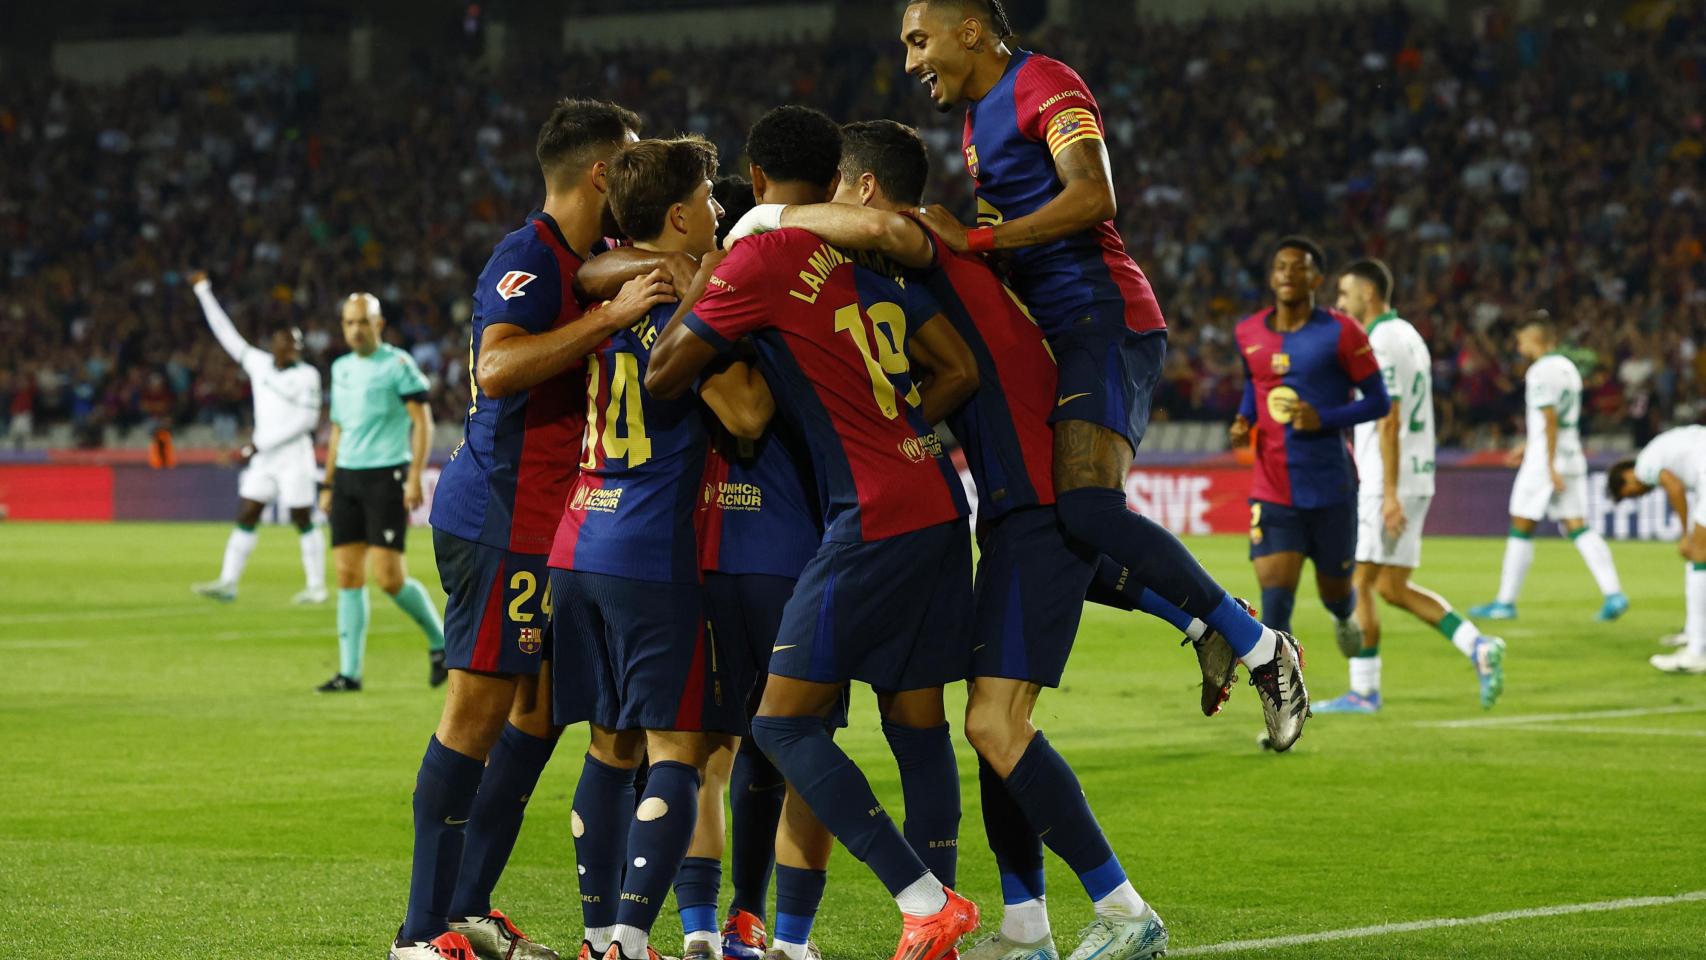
left=900, top=0, right=1310, bottom=747
left=188, top=272, right=327, bottom=605
left=1470, top=313, right=1628, bottom=623
left=1317, top=258, right=1504, bottom=712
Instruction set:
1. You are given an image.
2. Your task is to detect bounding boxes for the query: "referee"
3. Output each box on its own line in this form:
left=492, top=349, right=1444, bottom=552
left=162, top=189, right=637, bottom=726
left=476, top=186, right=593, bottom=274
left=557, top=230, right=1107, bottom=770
left=316, top=292, right=447, bottom=692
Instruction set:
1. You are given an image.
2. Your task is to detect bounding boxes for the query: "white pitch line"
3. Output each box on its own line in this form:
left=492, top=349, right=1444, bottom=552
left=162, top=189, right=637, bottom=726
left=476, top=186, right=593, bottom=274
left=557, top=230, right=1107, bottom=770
left=1497, top=724, right=1706, bottom=738
left=1418, top=705, right=1706, bottom=729
left=0, top=606, right=211, bottom=626
left=1170, top=890, right=1706, bottom=956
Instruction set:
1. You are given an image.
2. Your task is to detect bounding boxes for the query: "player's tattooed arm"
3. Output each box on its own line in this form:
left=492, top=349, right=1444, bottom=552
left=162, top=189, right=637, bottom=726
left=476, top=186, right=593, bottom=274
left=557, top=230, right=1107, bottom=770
left=905, top=314, right=978, bottom=424
left=647, top=251, right=729, bottom=400
left=917, top=138, right=1117, bottom=253
left=575, top=248, right=698, bottom=302
left=478, top=270, right=674, bottom=398
left=699, top=361, right=774, bottom=440
left=777, top=205, right=936, bottom=269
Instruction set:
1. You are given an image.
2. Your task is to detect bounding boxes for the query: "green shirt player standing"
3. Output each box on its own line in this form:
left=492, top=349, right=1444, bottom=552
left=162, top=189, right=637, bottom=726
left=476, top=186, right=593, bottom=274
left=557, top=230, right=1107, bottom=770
left=315, top=291, right=446, bottom=693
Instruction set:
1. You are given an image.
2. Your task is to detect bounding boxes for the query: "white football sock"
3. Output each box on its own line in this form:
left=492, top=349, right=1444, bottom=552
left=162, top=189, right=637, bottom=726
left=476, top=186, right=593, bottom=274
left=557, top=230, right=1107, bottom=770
left=1239, top=626, right=1278, bottom=669
left=218, top=527, right=259, bottom=586
left=1350, top=655, right=1382, bottom=695
left=771, top=941, right=810, bottom=960
left=1184, top=618, right=1209, bottom=643
left=1571, top=528, right=1622, bottom=596
left=1450, top=618, right=1481, bottom=658
left=895, top=872, right=947, bottom=917
left=584, top=926, right=616, bottom=954
left=1000, top=897, right=1052, bottom=944
left=612, top=924, right=649, bottom=959
left=1686, top=564, right=1706, bottom=659
left=1495, top=535, right=1534, bottom=605
left=1092, top=880, right=1147, bottom=920
left=299, top=525, right=326, bottom=592
left=683, top=932, right=721, bottom=956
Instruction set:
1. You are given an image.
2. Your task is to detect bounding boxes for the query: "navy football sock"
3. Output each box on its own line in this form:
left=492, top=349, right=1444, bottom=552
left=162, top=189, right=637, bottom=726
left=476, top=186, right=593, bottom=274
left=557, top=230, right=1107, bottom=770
left=1260, top=586, right=1297, bottom=634
left=882, top=721, right=961, bottom=888
left=1323, top=589, right=1356, bottom=621
left=1136, top=588, right=1193, bottom=632
left=1003, top=732, right=1128, bottom=901
left=574, top=754, right=637, bottom=932
left=750, top=715, right=928, bottom=896
left=773, top=865, right=828, bottom=946
left=401, top=736, right=485, bottom=942
left=1084, top=557, right=1138, bottom=611
left=978, top=754, right=1046, bottom=905
left=729, top=737, right=785, bottom=920
left=615, top=760, right=702, bottom=933
left=1056, top=488, right=1223, bottom=620
left=450, top=724, right=556, bottom=918
left=674, top=856, right=722, bottom=938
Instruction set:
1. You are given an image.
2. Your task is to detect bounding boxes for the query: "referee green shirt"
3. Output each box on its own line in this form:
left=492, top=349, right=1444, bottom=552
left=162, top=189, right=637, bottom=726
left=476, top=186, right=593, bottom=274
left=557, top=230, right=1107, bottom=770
left=330, top=343, right=431, bottom=469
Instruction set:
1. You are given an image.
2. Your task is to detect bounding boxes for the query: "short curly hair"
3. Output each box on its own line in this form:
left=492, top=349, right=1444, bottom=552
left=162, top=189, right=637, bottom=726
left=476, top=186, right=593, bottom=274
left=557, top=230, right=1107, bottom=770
left=746, top=105, right=843, bottom=190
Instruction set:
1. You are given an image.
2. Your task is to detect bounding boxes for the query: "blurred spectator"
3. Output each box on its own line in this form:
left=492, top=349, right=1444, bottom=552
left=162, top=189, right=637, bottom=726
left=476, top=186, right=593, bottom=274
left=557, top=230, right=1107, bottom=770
left=0, top=1, right=1702, bottom=449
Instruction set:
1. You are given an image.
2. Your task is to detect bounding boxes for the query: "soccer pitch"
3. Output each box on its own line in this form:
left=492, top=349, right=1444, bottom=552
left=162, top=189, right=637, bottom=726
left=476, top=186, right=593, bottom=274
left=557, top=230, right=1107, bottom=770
left=2, top=522, right=1702, bottom=959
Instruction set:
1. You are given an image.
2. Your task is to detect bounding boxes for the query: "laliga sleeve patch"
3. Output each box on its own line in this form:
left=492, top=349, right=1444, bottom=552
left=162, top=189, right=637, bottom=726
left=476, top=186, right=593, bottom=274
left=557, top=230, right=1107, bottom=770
left=495, top=270, right=538, bottom=300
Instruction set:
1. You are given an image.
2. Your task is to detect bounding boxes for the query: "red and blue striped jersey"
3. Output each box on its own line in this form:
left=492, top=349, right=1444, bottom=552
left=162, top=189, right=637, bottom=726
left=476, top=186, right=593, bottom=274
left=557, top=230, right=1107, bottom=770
left=913, top=221, right=1057, bottom=522
left=683, top=228, right=969, bottom=543
left=1235, top=307, right=1380, bottom=509
left=548, top=301, right=707, bottom=584
left=961, top=51, right=1165, bottom=339
left=697, top=423, right=821, bottom=578
left=432, top=211, right=589, bottom=554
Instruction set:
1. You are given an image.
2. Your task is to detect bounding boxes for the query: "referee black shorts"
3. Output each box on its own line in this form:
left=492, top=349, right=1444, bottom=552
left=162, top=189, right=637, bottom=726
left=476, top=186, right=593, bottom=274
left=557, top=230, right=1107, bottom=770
left=330, top=464, right=411, bottom=550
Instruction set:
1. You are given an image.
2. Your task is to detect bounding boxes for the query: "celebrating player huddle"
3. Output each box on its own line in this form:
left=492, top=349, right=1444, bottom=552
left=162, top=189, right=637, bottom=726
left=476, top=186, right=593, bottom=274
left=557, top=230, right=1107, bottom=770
left=381, top=3, right=1318, bottom=959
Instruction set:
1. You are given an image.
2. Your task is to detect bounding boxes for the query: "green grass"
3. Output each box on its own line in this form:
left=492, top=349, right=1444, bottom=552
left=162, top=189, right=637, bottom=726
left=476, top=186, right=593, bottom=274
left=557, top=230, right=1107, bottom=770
left=1, top=522, right=1702, bottom=959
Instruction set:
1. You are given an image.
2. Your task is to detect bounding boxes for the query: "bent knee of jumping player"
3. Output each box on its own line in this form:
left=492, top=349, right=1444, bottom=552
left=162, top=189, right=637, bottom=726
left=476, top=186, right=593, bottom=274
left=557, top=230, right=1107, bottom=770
left=963, top=678, right=1040, bottom=777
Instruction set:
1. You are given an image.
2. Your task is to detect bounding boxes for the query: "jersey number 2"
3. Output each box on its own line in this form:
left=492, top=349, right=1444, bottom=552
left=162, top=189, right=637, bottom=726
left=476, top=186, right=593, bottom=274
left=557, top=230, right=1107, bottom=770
left=834, top=301, right=922, bottom=420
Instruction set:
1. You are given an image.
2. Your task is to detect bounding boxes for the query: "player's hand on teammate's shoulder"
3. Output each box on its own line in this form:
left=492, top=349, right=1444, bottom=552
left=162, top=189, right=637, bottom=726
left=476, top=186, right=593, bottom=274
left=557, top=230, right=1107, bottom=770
left=722, top=204, right=783, bottom=248
left=660, top=252, right=699, bottom=294
left=600, top=269, right=676, bottom=327
left=1228, top=415, right=1251, bottom=446
left=916, top=204, right=970, bottom=252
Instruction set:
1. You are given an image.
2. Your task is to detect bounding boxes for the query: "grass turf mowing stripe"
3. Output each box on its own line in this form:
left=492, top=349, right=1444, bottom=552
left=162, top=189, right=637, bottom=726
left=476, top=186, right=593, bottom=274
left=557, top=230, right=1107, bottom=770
left=1417, top=705, right=1706, bottom=728
left=1170, top=890, right=1706, bottom=956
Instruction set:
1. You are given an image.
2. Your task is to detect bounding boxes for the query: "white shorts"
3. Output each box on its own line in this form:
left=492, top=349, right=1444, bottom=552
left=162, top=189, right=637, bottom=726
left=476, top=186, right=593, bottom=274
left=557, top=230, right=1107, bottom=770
left=1508, top=467, right=1587, bottom=522
left=238, top=444, right=318, bottom=510
left=1356, top=494, right=1431, bottom=568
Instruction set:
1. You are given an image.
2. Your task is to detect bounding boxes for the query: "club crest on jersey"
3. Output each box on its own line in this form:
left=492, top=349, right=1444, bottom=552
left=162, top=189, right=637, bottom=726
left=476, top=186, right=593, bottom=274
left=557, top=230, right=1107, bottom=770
left=964, top=145, right=979, bottom=178
left=517, top=626, right=542, bottom=655
left=1270, top=352, right=1291, bottom=375
left=495, top=270, right=538, bottom=301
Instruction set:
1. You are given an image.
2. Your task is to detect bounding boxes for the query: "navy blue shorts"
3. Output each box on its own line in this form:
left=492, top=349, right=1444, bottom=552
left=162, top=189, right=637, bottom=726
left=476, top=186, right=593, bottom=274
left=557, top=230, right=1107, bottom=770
left=772, top=518, right=974, bottom=692
left=547, top=569, right=742, bottom=733
left=433, top=528, right=550, bottom=676
left=703, top=572, right=849, bottom=731
left=1048, top=322, right=1165, bottom=453
left=971, top=506, right=1096, bottom=687
left=1248, top=499, right=1357, bottom=578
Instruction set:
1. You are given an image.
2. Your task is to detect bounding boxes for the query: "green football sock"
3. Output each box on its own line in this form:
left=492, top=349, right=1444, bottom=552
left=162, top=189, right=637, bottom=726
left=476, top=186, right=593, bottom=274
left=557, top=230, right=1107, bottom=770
left=338, top=587, right=370, bottom=679
left=391, top=577, right=446, bottom=652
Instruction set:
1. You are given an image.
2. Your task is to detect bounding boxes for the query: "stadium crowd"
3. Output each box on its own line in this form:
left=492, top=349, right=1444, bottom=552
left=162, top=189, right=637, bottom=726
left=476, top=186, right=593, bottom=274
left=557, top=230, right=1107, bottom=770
left=2, top=2, right=1703, bottom=449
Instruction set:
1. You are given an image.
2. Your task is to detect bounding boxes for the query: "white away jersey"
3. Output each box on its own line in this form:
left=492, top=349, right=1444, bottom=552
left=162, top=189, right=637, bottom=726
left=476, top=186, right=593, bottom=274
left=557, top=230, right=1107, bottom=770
left=242, top=351, right=322, bottom=454
left=1354, top=314, right=1435, bottom=497
left=1521, top=353, right=1586, bottom=476
left=1634, top=425, right=1706, bottom=492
